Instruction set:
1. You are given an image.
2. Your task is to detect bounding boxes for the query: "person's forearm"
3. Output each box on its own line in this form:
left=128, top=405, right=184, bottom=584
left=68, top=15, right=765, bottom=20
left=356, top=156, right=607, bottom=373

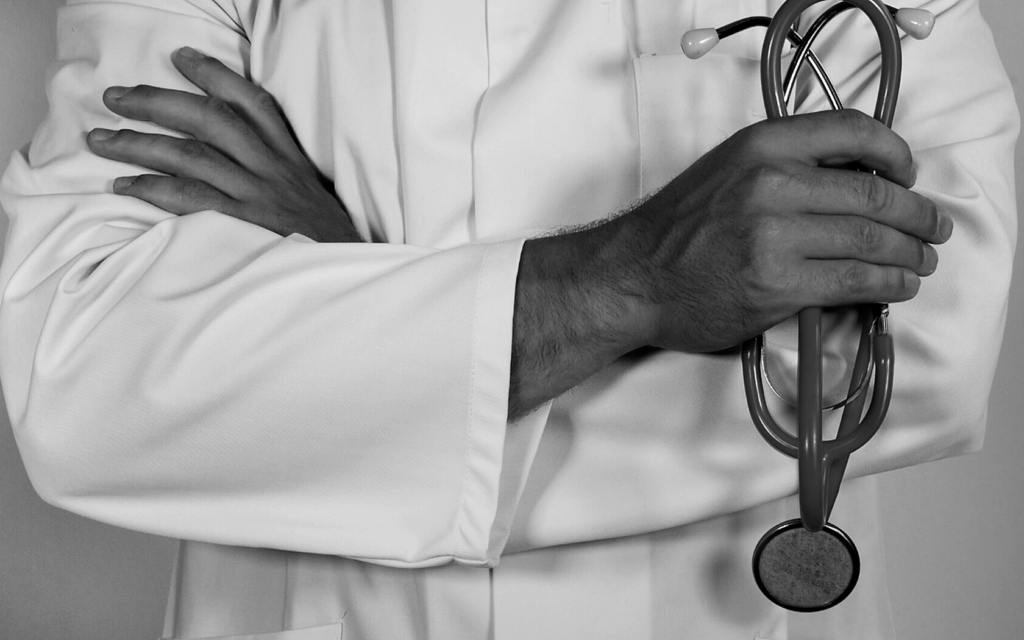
left=509, top=218, right=651, bottom=421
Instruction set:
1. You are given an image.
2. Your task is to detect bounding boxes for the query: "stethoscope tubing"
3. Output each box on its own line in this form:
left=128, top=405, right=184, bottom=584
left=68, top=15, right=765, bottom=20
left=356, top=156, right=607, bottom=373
left=714, top=16, right=844, bottom=110
left=750, top=0, right=902, bottom=532
left=762, top=0, right=902, bottom=125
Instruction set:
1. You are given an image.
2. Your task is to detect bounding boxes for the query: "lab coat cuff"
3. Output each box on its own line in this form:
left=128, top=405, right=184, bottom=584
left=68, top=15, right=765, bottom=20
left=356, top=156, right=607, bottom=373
left=450, top=237, right=532, bottom=565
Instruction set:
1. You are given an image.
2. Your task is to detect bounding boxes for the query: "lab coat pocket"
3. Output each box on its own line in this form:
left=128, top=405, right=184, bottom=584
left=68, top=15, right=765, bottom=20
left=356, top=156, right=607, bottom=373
left=162, top=621, right=343, bottom=640
left=633, top=51, right=765, bottom=196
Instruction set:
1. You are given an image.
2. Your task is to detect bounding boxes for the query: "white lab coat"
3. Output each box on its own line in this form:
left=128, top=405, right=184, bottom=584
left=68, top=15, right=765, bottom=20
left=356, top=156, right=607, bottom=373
left=0, top=0, right=1016, bottom=638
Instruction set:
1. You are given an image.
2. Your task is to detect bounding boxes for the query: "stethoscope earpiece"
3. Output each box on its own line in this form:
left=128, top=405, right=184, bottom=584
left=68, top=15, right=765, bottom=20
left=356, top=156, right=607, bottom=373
left=680, top=28, right=720, bottom=59
left=895, top=8, right=935, bottom=39
left=680, top=7, right=934, bottom=59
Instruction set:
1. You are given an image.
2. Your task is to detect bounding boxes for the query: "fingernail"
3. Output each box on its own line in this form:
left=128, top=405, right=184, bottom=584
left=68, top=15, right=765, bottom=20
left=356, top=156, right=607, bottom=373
left=89, top=128, right=116, bottom=142
left=176, top=46, right=204, bottom=60
left=923, top=244, right=939, bottom=275
left=904, top=270, right=921, bottom=294
left=105, top=86, right=129, bottom=101
left=938, top=214, right=954, bottom=242
left=113, top=176, right=137, bottom=193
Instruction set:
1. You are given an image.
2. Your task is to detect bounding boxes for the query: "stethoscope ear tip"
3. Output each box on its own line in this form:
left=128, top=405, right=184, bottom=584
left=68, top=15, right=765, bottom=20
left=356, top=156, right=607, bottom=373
left=681, top=28, right=720, bottom=59
left=895, top=8, right=935, bottom=40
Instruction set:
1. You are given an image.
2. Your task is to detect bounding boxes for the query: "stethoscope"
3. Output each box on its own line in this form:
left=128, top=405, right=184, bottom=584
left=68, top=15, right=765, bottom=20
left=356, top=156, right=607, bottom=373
left=682, top=0, right=934, bottom=612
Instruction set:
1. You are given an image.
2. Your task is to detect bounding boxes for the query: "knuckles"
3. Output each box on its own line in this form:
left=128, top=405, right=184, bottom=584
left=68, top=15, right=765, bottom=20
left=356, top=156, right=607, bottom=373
left=851, top=218, right=884, bottom=255
left=200, top=95, right=242, bottom=126
left=746, top=164, right=791, bottom=205
left=837, top=263, right=871, bottom=296
left=250, top=89, right=281, bottom=118
left=178, top=139, right=213, bottom=163
left=858, top=174, right=894, bottom=216
left=737, top=215, right=790, bottom=298
left=179, top=179, right=211, bottom=205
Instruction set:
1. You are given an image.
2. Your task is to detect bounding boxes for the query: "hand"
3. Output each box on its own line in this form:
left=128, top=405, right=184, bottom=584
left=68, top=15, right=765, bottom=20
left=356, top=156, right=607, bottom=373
left=510, top=109, right=952, bottom=418
left=623, top=109, right=952, bottom=352
left=87, top=47, right=362, bottom=243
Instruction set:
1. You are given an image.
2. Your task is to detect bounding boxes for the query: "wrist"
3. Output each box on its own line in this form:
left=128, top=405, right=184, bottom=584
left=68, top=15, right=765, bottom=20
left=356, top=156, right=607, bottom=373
left=509, top=215, right=654, bottom=419
left=580, top=214, right=658, bottom=351
left=523, top=216, right=654, bottom=357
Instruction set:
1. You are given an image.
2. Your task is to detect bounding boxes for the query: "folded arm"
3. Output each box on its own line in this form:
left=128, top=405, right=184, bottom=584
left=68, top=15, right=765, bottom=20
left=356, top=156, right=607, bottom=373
left=88, top=50, right=947, bottom=425
left=0, top=0, right=1015, bottom=564
left=1, top=0, right=525, bottom=568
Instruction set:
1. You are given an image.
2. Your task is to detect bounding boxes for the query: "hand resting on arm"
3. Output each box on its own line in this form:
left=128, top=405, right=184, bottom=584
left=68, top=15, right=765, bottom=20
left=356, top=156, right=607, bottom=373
left=88, top=47, right=361, bottom=244
left=87, top=49, right=951, bottom=422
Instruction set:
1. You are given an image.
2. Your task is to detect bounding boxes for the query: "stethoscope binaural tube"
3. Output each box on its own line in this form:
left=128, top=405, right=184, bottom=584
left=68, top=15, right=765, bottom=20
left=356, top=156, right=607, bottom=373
left=761, top=0, right=902, bottom=125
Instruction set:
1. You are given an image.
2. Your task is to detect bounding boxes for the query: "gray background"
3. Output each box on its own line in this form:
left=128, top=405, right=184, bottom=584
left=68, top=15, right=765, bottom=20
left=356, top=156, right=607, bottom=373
left=0, top=1, right=1020, bottom=638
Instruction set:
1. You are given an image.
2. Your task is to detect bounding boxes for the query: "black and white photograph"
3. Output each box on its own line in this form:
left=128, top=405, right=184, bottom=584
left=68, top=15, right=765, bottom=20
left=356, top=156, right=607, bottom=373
left=0, top=1, right=1021, bottom=638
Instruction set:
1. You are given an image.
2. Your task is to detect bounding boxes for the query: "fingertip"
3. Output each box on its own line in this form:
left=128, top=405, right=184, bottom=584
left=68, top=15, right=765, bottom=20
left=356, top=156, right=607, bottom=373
left=113, top=176, right=138, bottom=194
left=103, top=86, right=130, bottom=104
left=87, top=128, right=116, bottom=144
left=903, top=269, right=921, bottom=296
left=921, top=243, right=939, bottom=276
left=173, top=47, right=206, bottom=68
left=176, top=46, right=204, bottom=60
left=938, top=213, right=954, bottom=243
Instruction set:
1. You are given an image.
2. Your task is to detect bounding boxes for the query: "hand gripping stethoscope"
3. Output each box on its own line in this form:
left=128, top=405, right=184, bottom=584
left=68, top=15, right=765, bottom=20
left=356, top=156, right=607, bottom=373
left=682, top=0, right=934, bottom=612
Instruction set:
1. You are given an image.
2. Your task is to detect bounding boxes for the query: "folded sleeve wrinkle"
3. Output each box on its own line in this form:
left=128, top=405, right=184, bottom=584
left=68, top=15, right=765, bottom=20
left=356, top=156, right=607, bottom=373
left=0, top=0, right=527, bottom=567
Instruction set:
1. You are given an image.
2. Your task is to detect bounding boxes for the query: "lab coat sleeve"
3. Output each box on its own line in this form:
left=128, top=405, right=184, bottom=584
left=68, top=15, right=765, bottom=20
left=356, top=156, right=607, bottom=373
left=0, top=0, right=529, bottom=568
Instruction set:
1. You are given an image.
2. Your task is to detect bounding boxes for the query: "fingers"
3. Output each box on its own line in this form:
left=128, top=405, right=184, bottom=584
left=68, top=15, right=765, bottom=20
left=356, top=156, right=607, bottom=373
left=801, top=261, right=921, bottom=307
left=741, top=112, right=952, bottom=246
left=751, top=110, right=916, bottom=187
left=785, top=165, right=952, bottom=245
left=169, top=48, right=307, bottom=166
left=87, top=128, right=254, bottom=200
left=788, top=213, right=938, bottom=276
left=112, top=174, right=236, bottom=216
left=749, top=213, right=934, bottom=315
left=87, top=51, right=359, bottom=242
left=170, top=47, right=309, bottom=167
left=101, top=84, right=279, bottom=177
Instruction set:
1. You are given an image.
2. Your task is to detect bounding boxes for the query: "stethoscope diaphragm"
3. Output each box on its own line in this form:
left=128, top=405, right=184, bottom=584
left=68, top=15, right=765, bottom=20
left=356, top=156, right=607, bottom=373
left=752, top=518, right=860, bottom=612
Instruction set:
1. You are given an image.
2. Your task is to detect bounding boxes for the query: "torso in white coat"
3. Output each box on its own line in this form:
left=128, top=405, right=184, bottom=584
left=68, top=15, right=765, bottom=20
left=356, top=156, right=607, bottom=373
left=0, top=0, right=1016, bottom=639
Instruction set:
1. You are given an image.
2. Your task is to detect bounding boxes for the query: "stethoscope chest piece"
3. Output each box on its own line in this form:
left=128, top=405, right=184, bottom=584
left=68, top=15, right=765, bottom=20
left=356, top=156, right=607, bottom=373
left=752, top=518, right=860, bottom=612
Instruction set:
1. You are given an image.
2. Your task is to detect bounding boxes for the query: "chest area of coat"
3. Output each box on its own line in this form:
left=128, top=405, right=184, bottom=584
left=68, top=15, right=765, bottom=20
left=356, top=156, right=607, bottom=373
left=246, top=0, right=773, bottom=239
